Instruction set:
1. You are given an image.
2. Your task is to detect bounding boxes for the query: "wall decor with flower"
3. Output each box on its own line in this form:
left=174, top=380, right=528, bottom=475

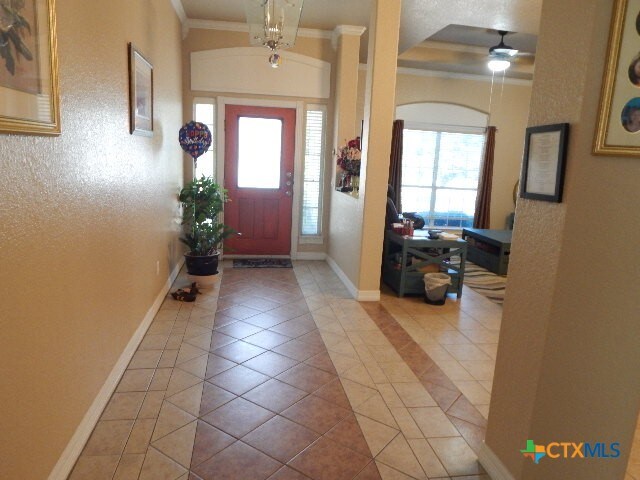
left=335, top=137, right=361, bottom=195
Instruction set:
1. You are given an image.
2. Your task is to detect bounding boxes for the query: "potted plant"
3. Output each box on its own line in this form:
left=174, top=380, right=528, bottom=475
left=178, top=175, right=235, bottom=277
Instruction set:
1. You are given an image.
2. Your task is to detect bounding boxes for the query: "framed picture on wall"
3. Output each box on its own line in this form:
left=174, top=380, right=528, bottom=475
left=520, top=123, right=570, bottom=203
left=0, top=0, right=61, bottom=135
left=594, top=0, right=640, bottom=156
left=128, top=43, right=153, bottom=136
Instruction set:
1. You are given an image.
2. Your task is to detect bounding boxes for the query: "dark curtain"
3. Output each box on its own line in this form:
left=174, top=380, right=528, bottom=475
left=388, top=119, right=404, bottom=212
left=473, top=126, right=496, bottom=229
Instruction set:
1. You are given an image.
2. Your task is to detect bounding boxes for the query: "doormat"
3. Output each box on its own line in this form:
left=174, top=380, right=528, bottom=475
left=233, top=258, right=293, bottom=268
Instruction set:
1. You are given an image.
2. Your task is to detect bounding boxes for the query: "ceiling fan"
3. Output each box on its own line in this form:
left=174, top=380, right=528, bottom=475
left=487, top=30, right=524, bottom=72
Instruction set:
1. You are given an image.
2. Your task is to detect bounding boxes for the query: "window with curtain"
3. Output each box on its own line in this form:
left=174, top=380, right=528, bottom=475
left=401, top=127, right=485, bottom=228
left=193, top=100, right=216, bottom=179
left=301, top=106, right=325, bottom=237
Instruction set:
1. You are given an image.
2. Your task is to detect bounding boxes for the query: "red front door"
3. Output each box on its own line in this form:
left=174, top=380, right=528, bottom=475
left=224, top=105, right=296, bottom=255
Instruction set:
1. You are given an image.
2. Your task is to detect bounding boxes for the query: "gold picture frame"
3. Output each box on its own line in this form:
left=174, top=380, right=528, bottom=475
left=0, top=0, right=60, bottom=135
left=128, top=43, right=153, bottom=136
left=594, top=0, right=640, bottom=156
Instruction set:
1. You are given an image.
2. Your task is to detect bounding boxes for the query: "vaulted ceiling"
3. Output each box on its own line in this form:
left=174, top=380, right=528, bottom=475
left=179, top=0, right=542, bottom=79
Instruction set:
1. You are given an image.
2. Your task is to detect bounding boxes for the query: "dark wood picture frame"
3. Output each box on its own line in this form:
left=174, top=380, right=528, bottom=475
left=520, top=123, right=570, bottom=203
left=128, top=43, right=153, bottom=136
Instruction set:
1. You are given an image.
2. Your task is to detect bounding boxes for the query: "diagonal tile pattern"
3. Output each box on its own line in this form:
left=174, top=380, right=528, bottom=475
left=68, top=261, right=504, bottom=480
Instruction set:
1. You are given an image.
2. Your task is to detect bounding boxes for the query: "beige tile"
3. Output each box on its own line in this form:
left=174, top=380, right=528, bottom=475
left=149, top=368, right=174, bottom=391
left=341, top=364, right=376, bottom=388
left=355, top=413, right=400, bottom=456
left=407, top=438, right=448, bottom=478
left=83, top=420, right=134, bottom=456
left=434, top=330, right=472, bottom=345
left=375, top=461, right=415, bottom=480
left=451, top=380, right=491, bottom=405
left=408, top=407, right=460, bottom=438
left=327, top=339, right=360, bottom=359
left=460, top=328, right=500, bottom=344
left=358, top=330, right=392, bottom=346
left=124, top=419, right=156, bottom=454
left=376, top=434, right=426, bottom=479
left=116, top=369, right=155, bottom=392
left=165, top=334, right=184, bottom=350
left=327, top=351, right=362, bottom=374
left=139, top=334, right=169, bottom=351
left=138, top=391, right=165, bottom=419
left=390, top=407, right=424, bottom=439
left=419, top=344, right=457, bottom=363
left=392, top=383, right=437, bottom=408
left=434, top=360, right=475, bottom=381
left=476, top=404, right=490, bottom=419
left=428, top=437, right=484, bottom=476
left=113, top=454, right=145, bottom=480
left=364, top=361, right=391, bottom=384
left=366, top=345, right=403, bottom=363
left=183, top=323, right=212, bottom=340
left=377, top=362, right=418, bottom=383
left=377, top=384, right=404, bottom=408
left=183, top=332, right=214, bottom=351
left=166, top=382, right=204, bottom=417
left=101, top=392, right=146, bottom=421
left=129, top=350, right=163, bottom=369
left=139, top=446, right=188, bottom=480
left=476, top=343, right=498, bottom=360
left=157, top=349, right=179, bottom=368
left=341, top=378, right=378, bottom=408
left=151, top=401, right=196, bottom=441
left=176, top=342, right=208, bottom=366
left=165, top=368, right=202, bottom=397
left=354, top=393, right=399, bottom=428
left=69, top=455, right=120, bottom=480
left=175, top=354, right=208, bottom=379
left=459, top=360, right=495, bottom=382
left=146, top=321, right=174, bottom=336
left=152, top=421, right=197, bottom=468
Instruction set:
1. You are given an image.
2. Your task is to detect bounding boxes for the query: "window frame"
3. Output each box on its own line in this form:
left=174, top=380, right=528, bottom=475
left=402, top=121, right=486, bottom=229
left=299, top=103, right=326, bottom=242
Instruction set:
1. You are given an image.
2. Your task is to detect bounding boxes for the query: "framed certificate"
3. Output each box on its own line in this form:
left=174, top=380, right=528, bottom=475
left=520, top=123, right=570, bottom=203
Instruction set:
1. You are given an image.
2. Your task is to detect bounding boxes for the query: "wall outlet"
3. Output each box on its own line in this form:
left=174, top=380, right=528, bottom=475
left=156, top=260, right=160, bottom=276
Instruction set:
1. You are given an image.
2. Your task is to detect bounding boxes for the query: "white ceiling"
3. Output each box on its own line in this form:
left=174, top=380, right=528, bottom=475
left=179, top=0, right=542, bottom=79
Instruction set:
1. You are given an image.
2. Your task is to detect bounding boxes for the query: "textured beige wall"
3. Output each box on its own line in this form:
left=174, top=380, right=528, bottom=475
left=356, top=0, right=402, bottom=293
left=181, top=28, right=335, bottom=253
left=356, top=72, right=532, bottom=230
left=486, top=0, right=640, bottom=478
left=0, top=1, right=183, bottom=478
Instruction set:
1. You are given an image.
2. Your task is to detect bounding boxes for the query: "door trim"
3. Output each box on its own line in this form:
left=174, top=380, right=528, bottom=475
left=217, top=97, right=304, bottom=259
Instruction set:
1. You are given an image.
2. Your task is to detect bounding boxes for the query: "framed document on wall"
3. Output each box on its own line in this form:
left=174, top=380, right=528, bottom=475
left=520, top=123, right=570, bottom=203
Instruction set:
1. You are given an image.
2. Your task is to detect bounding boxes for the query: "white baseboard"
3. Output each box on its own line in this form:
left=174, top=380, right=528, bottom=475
left=47, top=259, right=184, bottom=480
left=294, top=252, right=327, bottom=261
left=356, top=290, right=381, bottom=302
left=478, top=442, right=516, bottom=480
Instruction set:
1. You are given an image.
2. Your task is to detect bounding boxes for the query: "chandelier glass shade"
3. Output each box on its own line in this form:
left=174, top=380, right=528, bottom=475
left=244, top=0, right=304, bottom=67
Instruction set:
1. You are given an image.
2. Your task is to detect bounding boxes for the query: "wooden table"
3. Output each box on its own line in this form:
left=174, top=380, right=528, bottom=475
left=461, top=228, right=512, bottom=275
left=382, top=230, right=467, bottom=298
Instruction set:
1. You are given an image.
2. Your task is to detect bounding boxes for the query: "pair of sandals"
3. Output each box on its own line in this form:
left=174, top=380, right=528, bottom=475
left=171, top=283, right=200, bottom=302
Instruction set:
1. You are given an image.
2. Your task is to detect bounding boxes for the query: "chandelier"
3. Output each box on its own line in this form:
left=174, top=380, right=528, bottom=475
left=244, top=0, right=304, bottom=68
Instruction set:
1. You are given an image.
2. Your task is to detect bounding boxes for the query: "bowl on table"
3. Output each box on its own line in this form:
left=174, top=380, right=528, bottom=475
left=427, top=229, right=442, bottom=239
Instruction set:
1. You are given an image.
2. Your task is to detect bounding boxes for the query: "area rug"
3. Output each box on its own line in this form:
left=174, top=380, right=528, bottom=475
left=233, top=258, right=293, bottom=268
left=463, top=261, right=507, bottom=305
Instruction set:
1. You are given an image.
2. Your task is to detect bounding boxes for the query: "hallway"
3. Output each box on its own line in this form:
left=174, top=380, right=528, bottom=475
left=68, top=261, right=500, bottom=479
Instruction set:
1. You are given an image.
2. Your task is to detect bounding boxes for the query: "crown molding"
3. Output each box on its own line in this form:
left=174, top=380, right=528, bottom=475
left=185, top=19, right=332, bottom=40
left=332, top=25, right=367, bottom=50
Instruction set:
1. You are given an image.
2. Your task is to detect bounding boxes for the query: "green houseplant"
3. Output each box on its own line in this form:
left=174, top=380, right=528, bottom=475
left=179, top=175, right=235, bottom=276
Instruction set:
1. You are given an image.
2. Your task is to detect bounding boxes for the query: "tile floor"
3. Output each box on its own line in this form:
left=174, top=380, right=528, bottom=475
left=66, top=260, right=504, bottom=479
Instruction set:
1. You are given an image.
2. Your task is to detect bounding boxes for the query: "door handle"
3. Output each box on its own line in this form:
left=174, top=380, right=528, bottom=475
left=285, top=191, right=292, bottom=196
left=285, top=172, right=293, bottom=178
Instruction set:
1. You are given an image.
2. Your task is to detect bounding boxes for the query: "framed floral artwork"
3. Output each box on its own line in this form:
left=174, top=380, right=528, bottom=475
left=0, top=0, right=61, bottom=135
left=594, top=0, right=640, bottom=155
left=128, top=43, right=153, bottom=136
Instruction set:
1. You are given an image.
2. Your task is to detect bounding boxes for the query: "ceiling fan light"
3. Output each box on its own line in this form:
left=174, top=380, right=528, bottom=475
left=488, top=59, right=511, bottom=72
